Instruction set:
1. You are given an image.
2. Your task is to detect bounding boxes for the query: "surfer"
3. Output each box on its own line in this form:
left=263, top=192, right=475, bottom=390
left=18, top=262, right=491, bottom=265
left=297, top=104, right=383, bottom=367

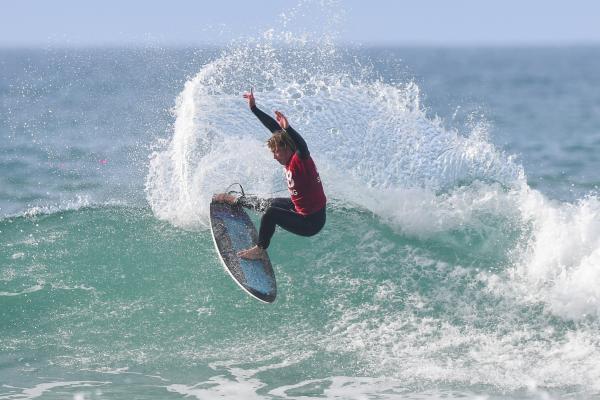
left=213, top=89, right=327, bottom=260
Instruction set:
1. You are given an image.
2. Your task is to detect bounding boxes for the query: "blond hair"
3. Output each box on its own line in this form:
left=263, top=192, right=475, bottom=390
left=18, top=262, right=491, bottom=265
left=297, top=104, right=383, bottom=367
left=267, top=130, right=297, bottom=153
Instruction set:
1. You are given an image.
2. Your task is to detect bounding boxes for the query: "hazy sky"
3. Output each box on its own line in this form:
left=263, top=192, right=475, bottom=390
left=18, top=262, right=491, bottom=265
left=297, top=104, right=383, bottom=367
left=2, top=0, right=600, bottom=47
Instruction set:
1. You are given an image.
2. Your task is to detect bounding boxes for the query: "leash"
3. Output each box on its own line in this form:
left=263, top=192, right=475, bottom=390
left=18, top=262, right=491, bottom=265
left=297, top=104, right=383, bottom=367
left=224, top=183, right=287, bottom=199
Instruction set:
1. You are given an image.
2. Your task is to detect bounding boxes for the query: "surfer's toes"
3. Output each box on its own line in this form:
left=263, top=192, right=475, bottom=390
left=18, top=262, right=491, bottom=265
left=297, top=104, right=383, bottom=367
left=238, top=246, right=266, bottom=260
left=213, top=193, right=237, bottom=204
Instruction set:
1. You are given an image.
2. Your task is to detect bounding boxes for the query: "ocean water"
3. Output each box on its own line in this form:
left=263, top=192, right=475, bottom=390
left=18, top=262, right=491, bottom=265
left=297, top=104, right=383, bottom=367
left=2, top=30, right=600, bottom=400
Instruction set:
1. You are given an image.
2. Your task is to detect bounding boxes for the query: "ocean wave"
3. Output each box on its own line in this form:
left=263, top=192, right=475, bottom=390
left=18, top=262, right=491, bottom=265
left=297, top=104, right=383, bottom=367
left=142, top=25, right=600, bottom=325
left=0, top=196, right=130, bottom=221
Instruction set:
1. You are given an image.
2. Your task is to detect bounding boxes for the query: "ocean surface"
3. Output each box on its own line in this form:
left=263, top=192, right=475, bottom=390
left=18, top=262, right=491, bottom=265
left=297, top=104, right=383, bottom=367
left=2, top=35, right=600, bottom=399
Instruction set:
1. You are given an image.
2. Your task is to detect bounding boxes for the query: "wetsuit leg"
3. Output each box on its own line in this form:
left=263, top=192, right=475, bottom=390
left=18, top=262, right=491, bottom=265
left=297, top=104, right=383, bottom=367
left=257, top=200, right=326, bottom=249
left=239, top=196, right=326, bottom=249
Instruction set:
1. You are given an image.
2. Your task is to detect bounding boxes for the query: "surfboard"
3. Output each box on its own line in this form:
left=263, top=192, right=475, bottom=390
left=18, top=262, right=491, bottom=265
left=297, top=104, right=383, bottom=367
left=209, top=201, right=277, bottom=303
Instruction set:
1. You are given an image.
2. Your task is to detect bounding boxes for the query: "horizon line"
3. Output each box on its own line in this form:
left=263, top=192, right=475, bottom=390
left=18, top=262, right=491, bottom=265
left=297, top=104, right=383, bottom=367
left=1, top=40, right=600, bottom=50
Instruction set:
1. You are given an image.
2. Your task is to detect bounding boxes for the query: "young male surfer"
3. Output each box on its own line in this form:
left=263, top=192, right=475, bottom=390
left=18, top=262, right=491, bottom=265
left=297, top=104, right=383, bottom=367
left=213, top=89, right=326, bottom=260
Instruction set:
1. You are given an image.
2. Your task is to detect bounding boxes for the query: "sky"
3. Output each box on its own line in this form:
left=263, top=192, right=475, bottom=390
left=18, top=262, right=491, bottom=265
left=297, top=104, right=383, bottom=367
left=2, top=0, right=600, bottom=47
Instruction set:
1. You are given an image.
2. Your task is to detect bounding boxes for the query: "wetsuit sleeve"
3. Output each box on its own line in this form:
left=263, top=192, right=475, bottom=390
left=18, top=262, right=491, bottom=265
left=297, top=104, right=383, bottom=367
left=285, top=125, right=310, bottom=159
left=251, top=106, right=281, bottom=133
left=250, top=105, right=310, bottom=158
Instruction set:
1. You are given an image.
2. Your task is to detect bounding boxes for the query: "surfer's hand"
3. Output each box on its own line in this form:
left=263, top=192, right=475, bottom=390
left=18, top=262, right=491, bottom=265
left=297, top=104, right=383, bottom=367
left=213, top=193, right=237, bottom=205
left=275, top=111, right=289, bottom=130
left=243, top=88, right=256, bottom=109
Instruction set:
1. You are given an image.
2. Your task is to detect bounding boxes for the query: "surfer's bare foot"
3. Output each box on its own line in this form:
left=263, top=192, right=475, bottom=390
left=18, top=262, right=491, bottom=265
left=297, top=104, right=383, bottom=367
left=213, top=193, right=237, bottom=204
left=238, top=245, right=267, bottom=260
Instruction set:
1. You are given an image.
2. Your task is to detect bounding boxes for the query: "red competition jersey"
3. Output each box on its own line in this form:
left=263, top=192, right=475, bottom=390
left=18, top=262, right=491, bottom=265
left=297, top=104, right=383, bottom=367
left=285, top=153, right=326, bottom=215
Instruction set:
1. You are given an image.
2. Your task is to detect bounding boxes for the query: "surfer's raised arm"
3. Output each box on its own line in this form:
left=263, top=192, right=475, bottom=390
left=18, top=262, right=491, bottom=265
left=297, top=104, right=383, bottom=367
left=243, top=89, right=310, bottom=158
left=244, top=89, right=280, bottom=133
left=274, top=112, right=309, bottom=159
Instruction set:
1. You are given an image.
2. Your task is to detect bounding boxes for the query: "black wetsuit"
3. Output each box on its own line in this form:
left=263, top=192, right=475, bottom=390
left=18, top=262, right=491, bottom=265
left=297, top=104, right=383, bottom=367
left=238, top=106, right=326, bottom=249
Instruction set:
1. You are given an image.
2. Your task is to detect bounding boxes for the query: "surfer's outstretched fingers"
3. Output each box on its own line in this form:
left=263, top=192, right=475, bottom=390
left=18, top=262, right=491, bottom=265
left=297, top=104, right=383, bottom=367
left=274, top=111, right=288, bottom=129
left=243, top=88, right=255, bottom=108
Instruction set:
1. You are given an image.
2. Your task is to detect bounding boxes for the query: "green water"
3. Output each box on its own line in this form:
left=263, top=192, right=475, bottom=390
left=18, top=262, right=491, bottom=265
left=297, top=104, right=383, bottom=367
left=2, top=202, right=589, bottom=398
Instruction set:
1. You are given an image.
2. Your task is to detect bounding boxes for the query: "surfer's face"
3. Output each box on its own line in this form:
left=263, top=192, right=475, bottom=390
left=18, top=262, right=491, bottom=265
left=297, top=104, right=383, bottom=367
left=272, top=147, right=293, bottom=165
